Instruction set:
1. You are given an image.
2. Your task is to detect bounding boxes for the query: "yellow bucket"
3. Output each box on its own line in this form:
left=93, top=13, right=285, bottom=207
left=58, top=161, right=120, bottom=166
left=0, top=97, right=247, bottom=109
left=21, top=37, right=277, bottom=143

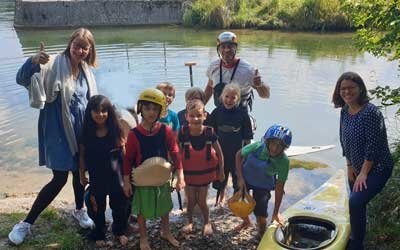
left=228, top=190, right=256, bottom=218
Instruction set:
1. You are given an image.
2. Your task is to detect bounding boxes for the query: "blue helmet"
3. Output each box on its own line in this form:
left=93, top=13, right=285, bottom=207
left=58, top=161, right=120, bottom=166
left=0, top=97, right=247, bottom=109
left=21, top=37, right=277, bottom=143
left=264, top=124, right=292, bottom=147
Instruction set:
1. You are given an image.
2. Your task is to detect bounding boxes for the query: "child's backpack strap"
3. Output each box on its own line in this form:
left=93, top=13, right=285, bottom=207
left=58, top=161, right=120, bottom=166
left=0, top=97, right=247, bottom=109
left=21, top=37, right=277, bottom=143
left=205, top=126, right=213, bottom=161
left=183, top=125, right=191, bottom=159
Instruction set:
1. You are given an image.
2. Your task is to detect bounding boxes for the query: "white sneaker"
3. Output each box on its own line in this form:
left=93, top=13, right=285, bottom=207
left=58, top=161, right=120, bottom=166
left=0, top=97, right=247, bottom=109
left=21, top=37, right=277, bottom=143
left=72, top=209, right=95, bottom=229
left=8, top=221, right=31, bottom=245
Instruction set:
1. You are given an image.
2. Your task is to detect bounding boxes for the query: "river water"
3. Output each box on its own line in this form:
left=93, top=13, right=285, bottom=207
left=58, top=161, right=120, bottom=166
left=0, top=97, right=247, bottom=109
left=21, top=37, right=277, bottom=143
left=0, top=1, right=398, bottom=208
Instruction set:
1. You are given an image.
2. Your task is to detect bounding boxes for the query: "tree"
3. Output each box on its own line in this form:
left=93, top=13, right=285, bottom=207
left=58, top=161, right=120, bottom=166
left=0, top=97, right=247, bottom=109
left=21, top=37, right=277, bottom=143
left=345, top=3, right=400, bottom=249
left=343, top=0, right=400, bottom=114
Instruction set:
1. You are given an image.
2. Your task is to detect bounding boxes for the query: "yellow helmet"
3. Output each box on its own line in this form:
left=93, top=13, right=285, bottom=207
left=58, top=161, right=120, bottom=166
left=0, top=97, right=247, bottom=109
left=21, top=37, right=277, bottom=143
left=137, top=88, right=167, bottom=116
left=228, top=191, right=256, bottom=218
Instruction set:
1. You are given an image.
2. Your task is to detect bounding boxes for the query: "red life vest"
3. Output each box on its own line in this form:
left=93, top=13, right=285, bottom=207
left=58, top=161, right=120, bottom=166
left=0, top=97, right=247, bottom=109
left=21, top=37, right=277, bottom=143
left=181, top=126, right=219, bottom=186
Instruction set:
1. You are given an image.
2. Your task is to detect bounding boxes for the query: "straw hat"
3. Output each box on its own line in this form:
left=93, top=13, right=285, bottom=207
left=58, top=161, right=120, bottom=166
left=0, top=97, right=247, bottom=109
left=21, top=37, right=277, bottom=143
left=132, top=157, right=172, bottom=186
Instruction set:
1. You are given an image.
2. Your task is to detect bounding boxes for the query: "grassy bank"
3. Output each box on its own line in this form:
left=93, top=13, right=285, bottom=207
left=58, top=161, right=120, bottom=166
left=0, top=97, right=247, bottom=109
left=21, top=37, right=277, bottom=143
left=183, top=0, right=352, bottom=31
left=365, top=143, right=400, bottom=249
left=0, top=208, right=86, bottom=250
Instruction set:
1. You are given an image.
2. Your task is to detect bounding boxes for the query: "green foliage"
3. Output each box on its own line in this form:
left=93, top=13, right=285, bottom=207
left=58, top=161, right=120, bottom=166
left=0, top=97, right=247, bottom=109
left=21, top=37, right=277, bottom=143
left=369, top=86, right=400, bottom=115
left=182, top=0, right=351, bottom=31
left=344, top=1, right=400, bottom=247
left=183, top=0, right=232, bottom=28
left=344, top=0, right=400, bottom=115
left=343, top=0, right=400, bottom=60
left=231, top=0, right=260, bottom=28
left=365, top=160, right=400, bottom=249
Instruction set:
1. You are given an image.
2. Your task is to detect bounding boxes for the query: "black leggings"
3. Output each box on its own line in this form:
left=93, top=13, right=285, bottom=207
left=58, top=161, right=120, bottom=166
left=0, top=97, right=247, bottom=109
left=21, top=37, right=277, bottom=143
left=24, top=170, right=84, bottom=224
left=86, top=189, right=128, bottom=240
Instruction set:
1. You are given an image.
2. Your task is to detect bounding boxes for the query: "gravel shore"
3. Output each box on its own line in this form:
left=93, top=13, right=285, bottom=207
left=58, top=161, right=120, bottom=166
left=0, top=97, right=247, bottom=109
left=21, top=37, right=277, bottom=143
left=0, top=169, right=260, bottom=249
left=0, top=195, right=260, bottom=250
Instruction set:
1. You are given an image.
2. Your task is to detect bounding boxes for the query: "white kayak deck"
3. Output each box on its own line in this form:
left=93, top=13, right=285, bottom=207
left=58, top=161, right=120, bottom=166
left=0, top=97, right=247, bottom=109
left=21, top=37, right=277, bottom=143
left=286, top=145, right=335, bottom=157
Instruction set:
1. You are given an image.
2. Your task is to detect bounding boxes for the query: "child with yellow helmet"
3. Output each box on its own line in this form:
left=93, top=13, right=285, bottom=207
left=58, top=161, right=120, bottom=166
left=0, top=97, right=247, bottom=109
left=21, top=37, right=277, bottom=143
left=122, top=88, right=185, bottom=250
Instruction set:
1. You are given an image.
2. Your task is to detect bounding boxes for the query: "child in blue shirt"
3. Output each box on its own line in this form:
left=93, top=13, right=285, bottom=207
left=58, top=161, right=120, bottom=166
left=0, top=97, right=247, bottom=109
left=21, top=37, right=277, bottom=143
left=156, top=82, right=180, bottom=133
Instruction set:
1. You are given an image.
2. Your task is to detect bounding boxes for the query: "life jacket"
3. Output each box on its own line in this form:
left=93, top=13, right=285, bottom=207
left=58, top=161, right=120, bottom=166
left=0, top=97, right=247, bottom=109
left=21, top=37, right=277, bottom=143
left=242, top=145, right=276, bottom=191
left=133, top=124, right=168, bottom=164
left=181, top=126, right=219, bottom=186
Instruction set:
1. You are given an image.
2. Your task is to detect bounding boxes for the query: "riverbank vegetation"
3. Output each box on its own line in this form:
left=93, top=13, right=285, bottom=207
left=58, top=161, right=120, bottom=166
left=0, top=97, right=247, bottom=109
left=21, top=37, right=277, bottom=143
left=346, top=0, right=400, bottom=248
left=183, top=0, right=352, bottom=31
left=365, top=149, right=400, bottom=249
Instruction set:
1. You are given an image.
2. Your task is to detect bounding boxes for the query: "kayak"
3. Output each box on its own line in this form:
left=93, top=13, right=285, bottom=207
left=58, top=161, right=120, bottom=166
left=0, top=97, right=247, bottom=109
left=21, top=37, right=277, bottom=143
left=286, top=145, right=335, bottom=157
left=257, top=170, right=350, bottom=250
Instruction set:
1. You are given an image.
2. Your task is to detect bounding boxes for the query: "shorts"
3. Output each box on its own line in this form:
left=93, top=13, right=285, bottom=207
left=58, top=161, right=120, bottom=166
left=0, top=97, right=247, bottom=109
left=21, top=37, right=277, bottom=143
left=246, top=183, right=271, bottom=217
left=132, top=183, right=172, bottom=219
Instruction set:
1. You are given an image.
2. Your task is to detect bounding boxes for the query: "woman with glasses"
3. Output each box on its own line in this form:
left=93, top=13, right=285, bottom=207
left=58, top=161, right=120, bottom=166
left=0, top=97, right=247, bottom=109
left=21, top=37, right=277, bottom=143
left=332, top=71, right=393, bottom=250
left=9, top=28, right=98, bottom=245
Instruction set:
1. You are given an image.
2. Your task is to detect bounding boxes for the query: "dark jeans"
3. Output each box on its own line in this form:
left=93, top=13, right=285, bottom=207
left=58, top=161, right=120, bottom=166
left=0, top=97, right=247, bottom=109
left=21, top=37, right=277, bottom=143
left=347, top=170, right=392, bottom=250
left=220, top=164, right=239, bottom=192
left=246, top=183, right=271, bottom=217
left=25, top=170, right=84, bottom=224
left=85, top=187, right=128, bottom=241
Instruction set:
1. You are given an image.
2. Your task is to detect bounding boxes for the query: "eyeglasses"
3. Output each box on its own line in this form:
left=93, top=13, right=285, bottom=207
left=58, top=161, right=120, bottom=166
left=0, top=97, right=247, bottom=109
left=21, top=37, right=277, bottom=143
left=339, top=86, right=357, bottom=92
left=72, top=43, right=91, bottom=52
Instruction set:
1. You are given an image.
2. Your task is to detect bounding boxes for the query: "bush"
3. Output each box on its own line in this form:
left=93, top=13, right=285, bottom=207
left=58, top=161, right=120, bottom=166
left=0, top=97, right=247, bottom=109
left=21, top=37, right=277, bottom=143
left=366, top=157, right=400, bottom=249
left=182, top=0, right=352, bottom=31
left=182, top=0, right=232, bottom=28
left=205, top=5, right=232, bottom=28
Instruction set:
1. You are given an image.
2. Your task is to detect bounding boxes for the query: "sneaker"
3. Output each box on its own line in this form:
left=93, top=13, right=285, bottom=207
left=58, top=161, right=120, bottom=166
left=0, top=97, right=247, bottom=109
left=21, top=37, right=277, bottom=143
left=72, top=209, right=95, bottom=229
left=8, top=221, right=31, bottom=245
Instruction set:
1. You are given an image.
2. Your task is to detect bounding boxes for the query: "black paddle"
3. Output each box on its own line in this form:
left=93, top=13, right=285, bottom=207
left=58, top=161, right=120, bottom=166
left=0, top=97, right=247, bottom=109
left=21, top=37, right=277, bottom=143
left=184, top=61, right=197, bottom=87
left=171, top=168, right=183, bottom=211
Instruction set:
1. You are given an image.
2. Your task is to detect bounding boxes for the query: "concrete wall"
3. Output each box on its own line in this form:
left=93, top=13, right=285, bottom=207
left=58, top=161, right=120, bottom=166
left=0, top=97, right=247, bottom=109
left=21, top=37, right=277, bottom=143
left=14, top=0, right=183, bottom=28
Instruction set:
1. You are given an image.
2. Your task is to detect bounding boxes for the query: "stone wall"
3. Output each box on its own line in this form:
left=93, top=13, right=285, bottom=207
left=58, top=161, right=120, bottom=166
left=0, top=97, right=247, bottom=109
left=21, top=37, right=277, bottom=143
left=14, top=0, right=183, bottom=28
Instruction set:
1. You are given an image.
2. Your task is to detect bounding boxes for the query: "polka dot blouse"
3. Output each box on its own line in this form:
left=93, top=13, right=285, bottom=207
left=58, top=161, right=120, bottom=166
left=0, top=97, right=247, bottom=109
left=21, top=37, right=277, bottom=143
left=340, top=103, right=394, bottom=175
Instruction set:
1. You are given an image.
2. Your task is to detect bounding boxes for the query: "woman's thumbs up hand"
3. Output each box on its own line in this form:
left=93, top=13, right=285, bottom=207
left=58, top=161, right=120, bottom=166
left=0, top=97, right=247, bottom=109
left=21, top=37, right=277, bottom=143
left=32, top=42, right=50, bottom=65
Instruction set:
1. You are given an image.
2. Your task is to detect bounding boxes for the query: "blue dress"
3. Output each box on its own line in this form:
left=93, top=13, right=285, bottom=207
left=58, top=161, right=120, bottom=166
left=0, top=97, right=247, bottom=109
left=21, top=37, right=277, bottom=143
left=17, top=57, right=89, bottom=171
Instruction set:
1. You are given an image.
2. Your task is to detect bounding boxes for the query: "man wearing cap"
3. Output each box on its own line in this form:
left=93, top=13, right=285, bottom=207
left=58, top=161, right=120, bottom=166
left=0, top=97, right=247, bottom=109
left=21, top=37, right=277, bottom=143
left=204, top=31, right=270, bottom=112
